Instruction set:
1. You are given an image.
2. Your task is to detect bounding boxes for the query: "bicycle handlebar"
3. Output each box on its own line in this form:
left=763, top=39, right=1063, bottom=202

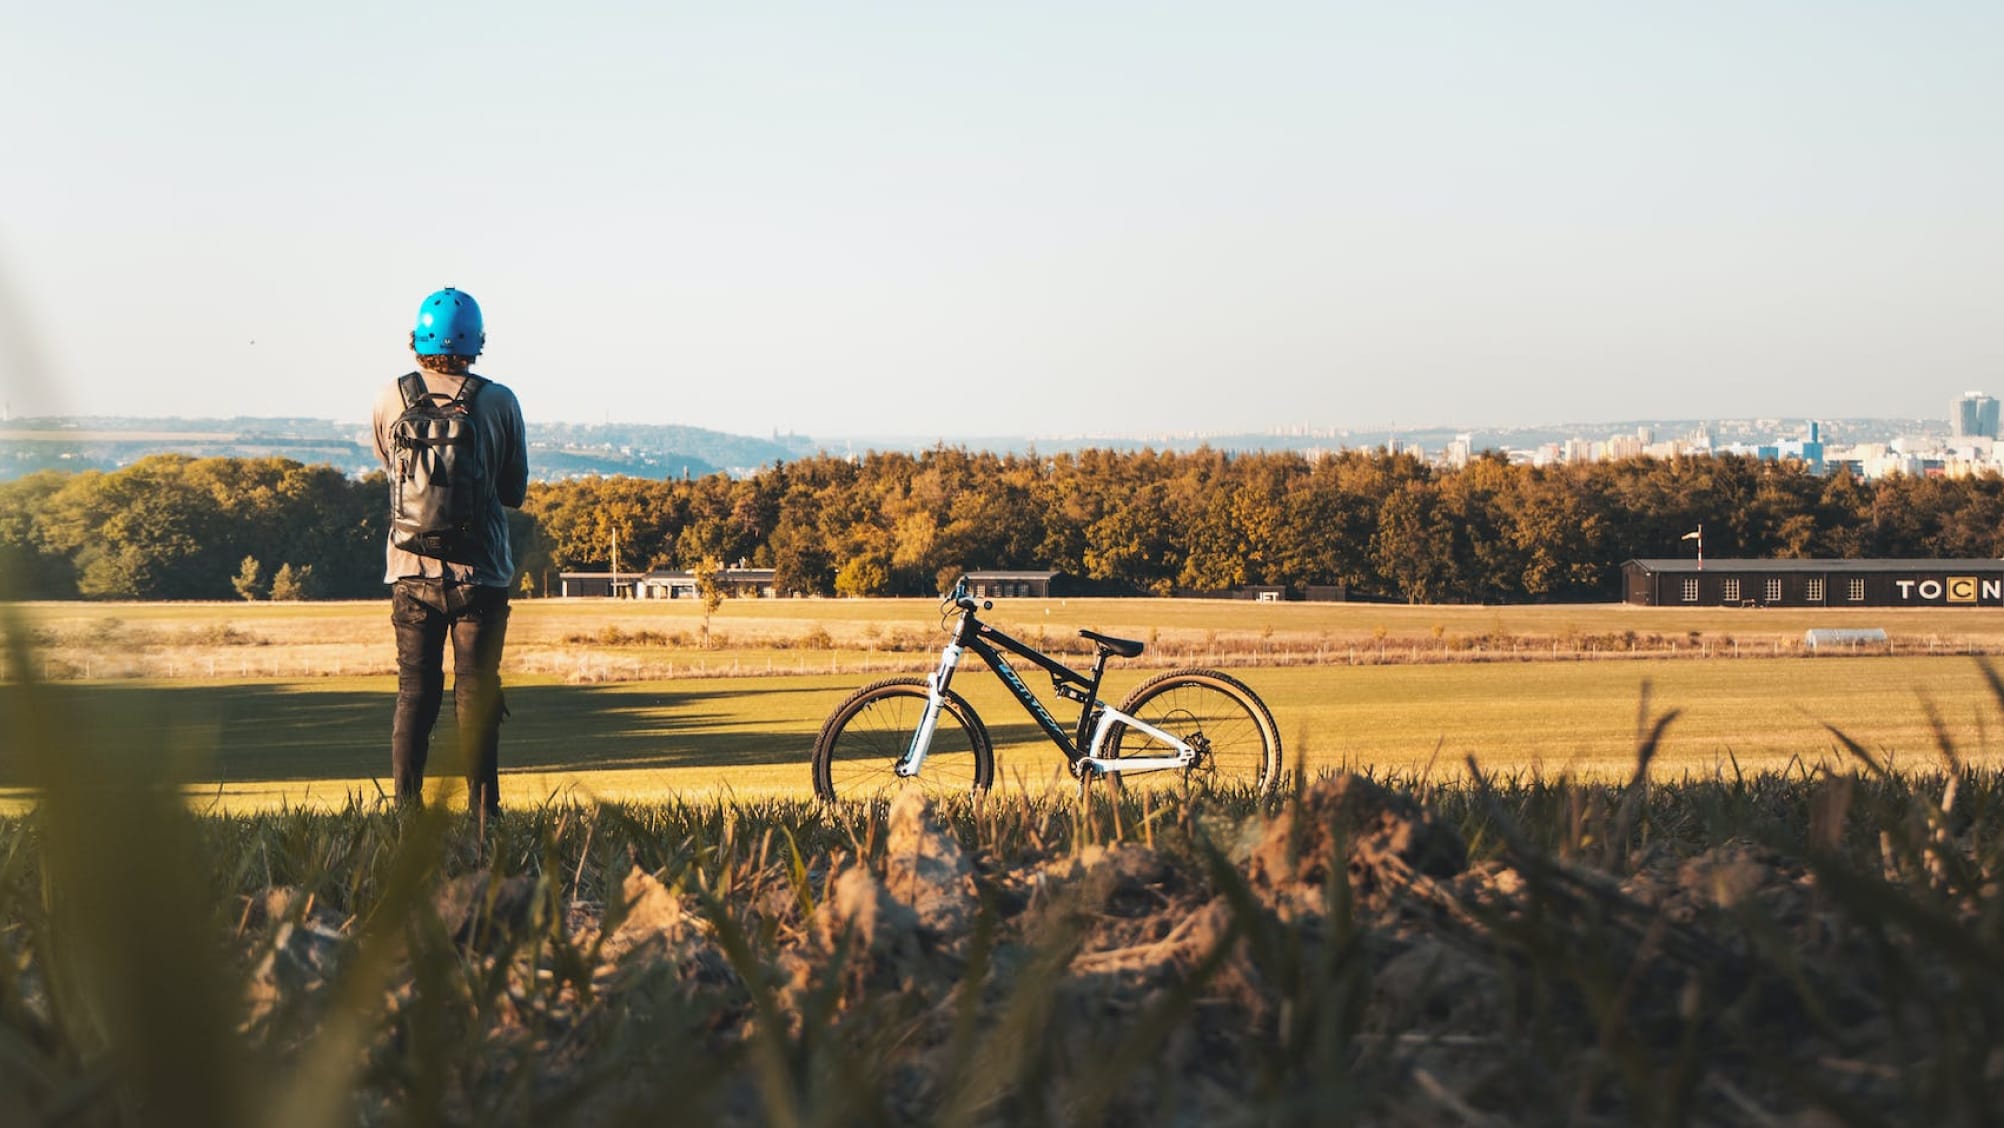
left=948, top=579, right=991, bottom=613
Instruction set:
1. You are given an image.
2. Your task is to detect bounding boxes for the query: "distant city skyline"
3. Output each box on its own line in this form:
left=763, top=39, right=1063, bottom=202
left=3, top=2, right=2000, bottom=437
left=1952, top=390, right=2000, bottom=440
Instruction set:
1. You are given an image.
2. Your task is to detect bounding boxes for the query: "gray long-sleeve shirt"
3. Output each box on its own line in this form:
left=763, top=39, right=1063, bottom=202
left=372, top=370, right=528, bottom=587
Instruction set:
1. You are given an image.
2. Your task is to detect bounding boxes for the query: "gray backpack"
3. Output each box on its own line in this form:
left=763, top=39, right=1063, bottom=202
left=389, top=372, right=489, bottom=558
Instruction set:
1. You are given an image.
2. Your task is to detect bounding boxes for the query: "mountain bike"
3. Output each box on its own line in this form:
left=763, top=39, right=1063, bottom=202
left=811, top=580, right=1282, bottom=801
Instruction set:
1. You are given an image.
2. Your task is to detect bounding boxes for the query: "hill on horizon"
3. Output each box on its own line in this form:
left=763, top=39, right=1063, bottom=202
left=0, top=416, right=817, bottom=482
left=0, top=413, right=1947, bottom=483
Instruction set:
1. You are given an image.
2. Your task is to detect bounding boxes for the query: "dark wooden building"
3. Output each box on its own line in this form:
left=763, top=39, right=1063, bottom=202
left=556, top=570, right=647, bottom=598
left=962, top=570, right=1067, bottom=599
left=1622, top=559, right=2004, bottom=608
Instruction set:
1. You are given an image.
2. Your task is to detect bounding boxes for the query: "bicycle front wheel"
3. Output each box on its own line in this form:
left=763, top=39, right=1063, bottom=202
left=1106, top=669, right=1282, bottom=799
left=812, top=677, right=994, bottom=802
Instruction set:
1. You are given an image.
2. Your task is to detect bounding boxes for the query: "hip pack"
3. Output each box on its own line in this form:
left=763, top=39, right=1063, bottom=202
left=390, top=372, right=489, bottom=559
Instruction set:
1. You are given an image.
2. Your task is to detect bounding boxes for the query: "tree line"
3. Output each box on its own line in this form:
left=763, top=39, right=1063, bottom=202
left=0, top=456, right=384, bottom=600
left=5, top=448, right=2004, bottom=603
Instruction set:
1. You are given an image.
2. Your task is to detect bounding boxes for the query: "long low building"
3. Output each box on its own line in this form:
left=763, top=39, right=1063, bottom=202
left=638, top=567, right=775, bottom=599
left=962, top=570, right=1067, bottom=599
left=557, top=570, right=647, bottom=598
left=1622, top=558, right=2004, bottom=608
left=557, top=567, right=775, bottom=598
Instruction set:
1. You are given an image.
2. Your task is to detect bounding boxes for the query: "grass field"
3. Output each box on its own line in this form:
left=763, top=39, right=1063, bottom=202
left=10, top=597, right=2004, bottom=809
left=7, top=654, right=2003, bottom=810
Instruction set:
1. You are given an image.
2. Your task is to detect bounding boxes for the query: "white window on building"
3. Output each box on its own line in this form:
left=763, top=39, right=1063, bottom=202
left=1765, top=578, right=1783, bottom=603
left=1807, top=577, right=1825, bottom=602
left=1849, top=577, right=1866, bottom=601
left=1723, top=578, right=1741, bottom=603
left=1682, top=578, right=1699, bottom=603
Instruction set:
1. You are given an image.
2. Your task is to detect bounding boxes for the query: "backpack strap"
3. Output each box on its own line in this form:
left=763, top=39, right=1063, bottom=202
left=396, top=372, right=427, bottom=409
left=400, top=371, right=487, bottom=411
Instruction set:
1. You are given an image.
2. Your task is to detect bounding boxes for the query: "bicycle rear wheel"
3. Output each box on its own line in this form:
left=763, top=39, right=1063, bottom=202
left=1104, top=669, right=1282, bottom=798
left=812, top=677, right=994, bottom=802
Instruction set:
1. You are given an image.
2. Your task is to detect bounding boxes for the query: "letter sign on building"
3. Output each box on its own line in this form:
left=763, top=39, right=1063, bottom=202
left=1896, top=579, right=1917, bottom=599
left=1949, top=577, right=1978, bottom=603
left=1919, top=580, right=1943, bottom=600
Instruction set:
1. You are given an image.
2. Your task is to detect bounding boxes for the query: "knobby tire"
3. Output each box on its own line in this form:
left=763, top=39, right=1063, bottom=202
left=811, top=677, right=994, bottom=802
left=1102, top=668, right=1283, bottom=799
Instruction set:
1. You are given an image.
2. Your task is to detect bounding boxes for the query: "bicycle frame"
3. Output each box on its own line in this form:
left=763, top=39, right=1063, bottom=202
left=894, top=602, right=1199, bottom=781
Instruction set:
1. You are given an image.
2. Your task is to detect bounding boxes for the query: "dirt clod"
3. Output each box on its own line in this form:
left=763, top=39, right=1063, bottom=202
left=600, top=867, right=700, bottom=965
left=432, top=872, right=540, bottom=948
left=883, top=787, right=976, bottom=942
left=1249, top=775, right=1470, bottom=914
left=242, top=886, right=348, bottom=1030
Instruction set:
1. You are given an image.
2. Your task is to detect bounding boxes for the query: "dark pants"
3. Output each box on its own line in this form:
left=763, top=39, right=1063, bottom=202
left=391, top=579, right=510, bottom=813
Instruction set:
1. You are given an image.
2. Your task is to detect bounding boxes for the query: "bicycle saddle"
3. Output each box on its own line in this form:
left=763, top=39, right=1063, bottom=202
left=1079, top=630, right=1144, bottom=659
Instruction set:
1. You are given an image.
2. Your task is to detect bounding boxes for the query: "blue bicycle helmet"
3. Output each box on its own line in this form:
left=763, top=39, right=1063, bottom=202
left=411, top=287, right=485, bottom=357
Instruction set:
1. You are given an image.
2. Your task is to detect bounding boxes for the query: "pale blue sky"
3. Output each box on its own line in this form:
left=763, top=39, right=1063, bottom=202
left=2, top=1, right=1999, bottom=437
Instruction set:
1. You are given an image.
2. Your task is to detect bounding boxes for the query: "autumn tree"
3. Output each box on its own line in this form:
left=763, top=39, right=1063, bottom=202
left=692, top=555, right=726, bottom=647
left=232, top=556, right=266, bottom=600
left=834, top=553, right=891, bottom=598
left=269, top=562, right=315, bottom=601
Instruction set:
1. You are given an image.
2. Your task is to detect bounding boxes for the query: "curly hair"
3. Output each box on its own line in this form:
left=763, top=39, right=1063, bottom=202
left=415, top=352, right=476, bottom=375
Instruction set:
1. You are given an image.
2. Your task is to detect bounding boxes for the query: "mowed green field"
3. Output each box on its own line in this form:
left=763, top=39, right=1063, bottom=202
left=6, top=654, right=2003, bottom=811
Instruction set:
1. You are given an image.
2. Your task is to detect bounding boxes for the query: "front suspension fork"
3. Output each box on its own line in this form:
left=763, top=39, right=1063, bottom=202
left=897, top=642, right=962, bottom=777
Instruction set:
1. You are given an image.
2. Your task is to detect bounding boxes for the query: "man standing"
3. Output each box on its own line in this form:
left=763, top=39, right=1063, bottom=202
left=372, top=287, right=528, bottom=817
